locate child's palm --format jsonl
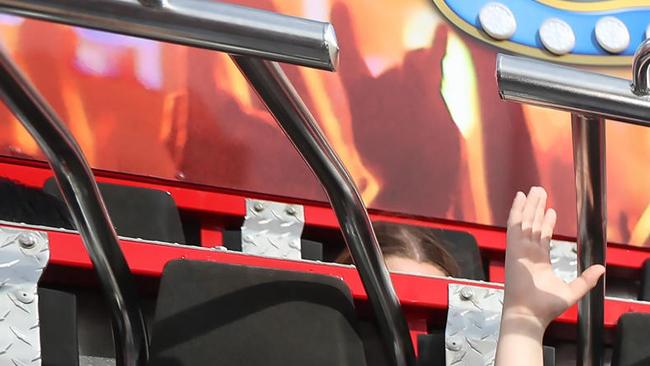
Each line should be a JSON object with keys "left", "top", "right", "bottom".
{"left": 503, "top": 187, "right": 605, "bottom": 327}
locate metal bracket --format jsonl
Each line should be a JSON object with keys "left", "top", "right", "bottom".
{"left": 446, "top": 284, "right": 504, "bottom": 366}
{"left": 550, "top": 240, "right": 578, "bottom": 283}
{"left": 0, "top": 226, "right": 49, "bottom": 366}
{"left": 80, "top": 355, "right": 116, "bottom": 366}
{"left": 241, "top": 199, "right": 305, "bottom": 260}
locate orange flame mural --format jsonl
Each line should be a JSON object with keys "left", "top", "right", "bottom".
{"left": 0, "top": 0, "right": 647, "bottom": 246}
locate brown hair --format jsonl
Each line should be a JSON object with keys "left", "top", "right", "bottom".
{"left": 336, "top": 222, "right": 460, "bottom": 277}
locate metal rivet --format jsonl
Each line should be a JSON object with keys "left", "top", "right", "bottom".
{"left": 595, "top": 16, "right": 630, "bottom": 54}
{"left": 17, "top": 234, "right": 36, "bottom": 249}
{"left": 446, "top": 335, "right": 464, "bottom": 351}
{"left": 460, "top": 287, "right": 474, "bottom": 300}
{"left": 286, "top": 206, "right": 297, "bottom": 216}
{"left": 539, "top": 18, "right": 575, "bottom": 55}
{"left": 479, "top": 2, "right": 517, "bottom": 40}
{"left": 175, "top": 171, "right": 186, "bottom": 180}
{"left": 253, "top": 202, "right": 265, "bottom": 212}
{"left": 15, "top": 290, "right": 34, "bottom": 304}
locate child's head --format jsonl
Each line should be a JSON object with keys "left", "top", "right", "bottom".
{"left": 337, "top": 222, "right": 459, "bottom": 277}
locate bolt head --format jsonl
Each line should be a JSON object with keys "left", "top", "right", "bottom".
{"left": 460, "top": 287, "right": 474, "bottom": 301}
{"left": 446, "top": 335, "right": 464, "bottom": 351}
{"left": 253, "top": 202, "right": 265, "bottom": 212}
{"left": 15, "top": 289, "right": 34, "bottom": 304}
{"left": 286, "top": 206, "right": 297, "bottom": 216}
{"left": 17, "top": 234, "right": 36, "bottom": 249}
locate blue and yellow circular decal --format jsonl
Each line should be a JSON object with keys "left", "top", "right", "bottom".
{"left": 431, "top": 0, "right": 650, "bottom": 65}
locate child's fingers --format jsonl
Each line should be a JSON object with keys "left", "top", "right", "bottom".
{"left": 531, "top": 188, "right": 548, "bottom": 237}
{"left": 508, "top": 191, "right": 526, "bottom": 226}
{"left": 521, "top": 187, "right": 543, "bottom": 232}
{"left": 567, "top": 264, "right": 606, "bottom": 305}
{"left": 540, "top": 208, "right": 557, "bottom": 250}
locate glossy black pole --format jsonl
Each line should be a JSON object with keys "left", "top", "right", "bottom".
{"left": 233, "top": 56, "right": 416, "bottom": 366}
{"left": 572, "top": 114, "right": 606, "bottom": 366}
{"left": 0, "top": 51, "right": 148, "bottom": 365}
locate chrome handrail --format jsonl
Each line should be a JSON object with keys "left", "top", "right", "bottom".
{"left": 233, "top": 56, "right": 416, "bottom": 366}
{"left": 497, "top": 42, "right": 650, "bottom": 365}
{"left": 497, "top": 55, "right": 650, "bottom": 128}
{"left": 0, "top": 0, "right": 339, "bottom": 71}
{"left": 632, "top": 38, "right": 650, "bottom": 95}
{"left": 571, "top": 113, "right": 606, "bottom": 366}
{"left": 0, "top": 50, "right": 149, "bottom": 366}
{"left": 0, "top": 2, "right": 414, "bottom": 365}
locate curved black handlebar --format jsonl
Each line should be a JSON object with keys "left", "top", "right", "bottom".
{"left": 0, "top": 1, "right": 414, "bottom": 364}
{"left": 233, "top": 56, "right": 417, "bottom": 366}
{"left": 0, "top": 50, "right": 149, "bottom": 366}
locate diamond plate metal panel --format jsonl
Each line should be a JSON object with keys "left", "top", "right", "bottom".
{"left": 550, "top": 240, "right": 578, "bottom": 283}
{"left": 0, "top": 227, "right": 49, "bottom": 366}
{"left": 241, "top": 199, "right": 304, "bottom": 260}
{"left": 446, "top": 284, "right": 504, "bottom": 366}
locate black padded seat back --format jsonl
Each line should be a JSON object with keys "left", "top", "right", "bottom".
{"left": 44, "top": 178, "right": 185, "bottom": 244}
{"left": 39, "top": 287, "right": 78, "bottom": 366}
{"left": 431, "top": 228, "right": 485, "bottom": 280}
{"left": 639, "top": 259, "right": 650, "bottom": 301}
{"left": 149, "top": 260, "right": 368, "bottom": 366}
{"left": 612, "top": 312, "right": 650, "bottom": 366}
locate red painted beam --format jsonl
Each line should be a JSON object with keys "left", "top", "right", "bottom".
{"left": 2, "top": 156, "right": 649, "bottom": 275}
{"left": 3, "top": 222, "right": 646, "bottom": 333}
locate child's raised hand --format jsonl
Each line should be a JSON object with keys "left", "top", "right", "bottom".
{"left": 497, "top": 187, "right": 605, "bottom": 366}
{"left": 502, "top": 187, "right": 605, "bottom": 328}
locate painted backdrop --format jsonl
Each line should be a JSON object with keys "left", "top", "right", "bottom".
{"left": 0, "top": 0, "right": 648, "bottom": 246}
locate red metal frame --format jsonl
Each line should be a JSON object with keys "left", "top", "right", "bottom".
{"left": 2, "top": 221, "right": 645, "bottom": 344}
{"left": 3, "top": 155, "right": 649, "bottom": 276}
{"left": 3, "top": 155, "right": 650, "bottom": 345}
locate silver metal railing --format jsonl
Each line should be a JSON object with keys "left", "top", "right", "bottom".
{"left": 0, "top": 49, "right": 150, "bottom": 366}
{"left": 497, "top": 39, "right": 650, "bottom": 365}
{"left": 497, "top": 54, "right": 650, "bottom": 128}
{"left": 0, "top": 0, "right": 338, "bottom": 71}
{"left": 0, "top": 2, "right": 415, "bottom": 366}
{"left": 233, "top": 56, "right": 416, "bottom": 366}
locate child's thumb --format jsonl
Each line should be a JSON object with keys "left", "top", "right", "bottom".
{"left": 567, "top": 264, "right": 606, "bottom": 305}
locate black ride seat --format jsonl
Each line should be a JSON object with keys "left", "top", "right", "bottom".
{"left": 40, "top": 288, "right": 78, "bottom": 366}
{"left": 148, "top": 260, "right": 368, "bottom": 366}
{"left": 44, "top": 178, "right": 185, "bottom": 244}
{"left": 612, "top": 312, "right": 650, "bottom": 366}
{"left": 432, "top": 228, "right": 485, "bottom": 280}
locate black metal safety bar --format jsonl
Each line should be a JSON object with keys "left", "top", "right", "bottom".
{"left": 0, "top": 2, "right": 416, "bottom": 366}
{"left": 497, "top": 39, "right": 650, "bottom": 366}
{"left": 0, "top": 50, "right": 149, "bottom": 366}
{"left": 233, "top": 56, "right": 417, "bottom": 366}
